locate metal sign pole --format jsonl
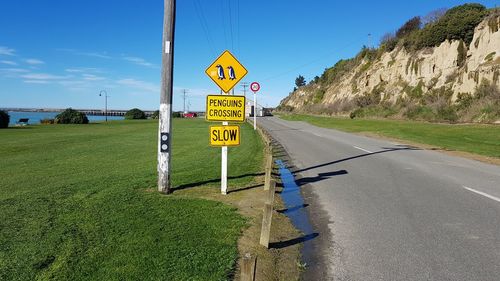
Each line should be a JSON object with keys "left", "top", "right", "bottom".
{"left": 253, "top": 92, "right": 257, "bottom": 130}
{"left": 250, "top": 82, "right": 260, "bottom": 130}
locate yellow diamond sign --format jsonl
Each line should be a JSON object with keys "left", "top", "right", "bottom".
{"left": 205, "top": 50, "right": 248, "bottom": 93}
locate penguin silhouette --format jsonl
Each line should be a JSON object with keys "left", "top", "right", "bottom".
{"left": 227, "top": 66, "right": 236, "bottom": 80}
{"left": 216, "top": 65, "right": 225, "bottom": 80}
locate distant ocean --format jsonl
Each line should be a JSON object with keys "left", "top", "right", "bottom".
{"left": 7, "top": 111, "right": 124, "bottom": 125}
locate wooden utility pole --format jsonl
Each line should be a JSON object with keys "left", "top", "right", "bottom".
{"left": 158, "top": 0, "right": 176, "bottom": 194}
{"left": 182, "top": 89, "right": 188, "bottom": 113}
{"left": 241, "top": 82, "right": 249, "bottom": 98}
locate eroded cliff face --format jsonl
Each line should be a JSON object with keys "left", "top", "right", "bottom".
{"left": 280, "top": 15, "right": 500, "bottom": 110}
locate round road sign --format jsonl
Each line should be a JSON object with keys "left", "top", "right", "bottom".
{"left": 250, "top": 82, "right": 260, "bottom": 93}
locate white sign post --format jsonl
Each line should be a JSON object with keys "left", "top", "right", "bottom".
{"left": 250, "top": 82, "right": 260, "bottom": 130}
{"left": 222, "top": 119, "right": 228, "bottom": 194}
{"left": 221, "top": 91, "right": 229, "bottom": 195}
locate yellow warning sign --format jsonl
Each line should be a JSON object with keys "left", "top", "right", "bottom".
{"left": 210, "top": 125, "right": 240, "bottom": 147}
{"left": 206, "top": 95, "right": 246, "bottom": 122}
{"left": 205, "top": 50, "right": 248, "bottom": 93}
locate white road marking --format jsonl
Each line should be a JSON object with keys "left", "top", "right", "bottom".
{"left": 429, "top": 161, "right": 465, "bottom": 168}
{"left": 352, "top": 145, "right": 373, "bottom": 154}
{"left": 462, "top": 186, "right": 500, "bottom": 203}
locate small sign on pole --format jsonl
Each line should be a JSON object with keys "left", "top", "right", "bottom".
{"left": 250, "top": 82, "right": 260, "bottom": 92}
{"left": 250, "top": 82, "right": 260, "bottom": 130}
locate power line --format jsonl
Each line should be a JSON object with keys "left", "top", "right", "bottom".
{"left": 241, "top": 82, "right": 249, "bottom": 99}
{"left": 236, "top": 0, "right": 241, "bottom": 54}
{"left": 193, "top": 0, "right": 216, "bottom": 56}
{"left": 228, "top": 0, "right": 234, "bottom": 51}
{"left": 262, "top": 35, "right": 367, "bottom": 82}
{"left": 220, "top": 0, "right": 228, "bottom": 49}
{"left": 181, "top": 89, "right": 189, "bottom": 113}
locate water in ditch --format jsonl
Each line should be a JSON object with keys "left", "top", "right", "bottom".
{"left": 275, "top": 159, "right": 317, "bottom": 267}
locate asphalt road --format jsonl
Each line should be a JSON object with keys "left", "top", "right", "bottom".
{"left": 259, "top": 116, "right": 500, "bottom": 281}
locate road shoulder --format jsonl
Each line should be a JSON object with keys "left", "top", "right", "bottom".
{"left": 357, "top": 131, "right": 500, "bottom": 166}
{"left": 260, "top": 123, "right": 337, "bottom": 280}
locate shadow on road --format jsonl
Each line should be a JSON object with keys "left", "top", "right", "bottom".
{"left": 269, "top": 233, "right": 319, "bottom": 249}
{"left": 294, "top": 146, "right": 418, "bottom": 174}
{"left": 296, "top": 170, "right": 348, "bottom": 187}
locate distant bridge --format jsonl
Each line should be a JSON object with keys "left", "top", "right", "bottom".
{"left": 1, "top": 108, "right": 201, "bottom": 118}
{"left": 76, "top": 109, "right": 157, "bottom": 117}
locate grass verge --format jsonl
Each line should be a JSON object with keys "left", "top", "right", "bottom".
{"left": 0, "top": 119, "right": 264, "bottom": 280}
{"left": 279, "top": 114, "right": 500, "bottom": 159}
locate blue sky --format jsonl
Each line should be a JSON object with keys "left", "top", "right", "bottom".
{"left": 1, "top": 0, "right": 498, "bottom": 111}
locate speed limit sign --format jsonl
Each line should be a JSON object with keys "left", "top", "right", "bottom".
{"left": 250, "top": 82, "right": 260, "bottom": 93}
{"left": 249, "top": 82, "right": 260, "bottom": 130}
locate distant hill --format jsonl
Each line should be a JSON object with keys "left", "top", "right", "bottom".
{"left": 278, "top": 4, "right": 500, "bottom": 123}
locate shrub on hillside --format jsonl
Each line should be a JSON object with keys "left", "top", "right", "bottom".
{"left": 0, "top": 110, "right": 10, "bottom": 128}
{"left": 357, "top": 46, "right": 378, "bottom": 61}
{"left": 409, "top": 4, "right": 488, "bottom": 50}
{"left": 312, "top": 89, "right": 326, "bottom": 103}
{"left": 456, "top": 92, "right": 474, "bottom": 110}
{"left": 380, "top": 33, "right": 398, "bottom": 52}
{"left": 172, "top": 112, "right": 182, "bottom": 118}
{"left": 465, "top": 80, "right": 500, "bottom": 122}
{"left": 276, "top": 105, "right": 295, "bottom": 112}
{"left": 55, "top": 108, "right": 89, "bottom": 124}
{"left": 320, "top": 59, "right": 357, "bottom": 85}
{"left": 436, "top": 105, "right": 458, "bottom": 123}
{"left": 475, "top": 79, "right": 500, "bottom": 100}
{"left": 349, "top": 105, "right": 397, "bottom": 119}
{"left": 124, "top": 108, "right": 146, "bottom": 120}
{"left": 396, "top": 16, "right": 422, "bottom": 39}
{"left": 295, "top": 75, "right": 306, "bottom": 87}
{"left": 403, "top": 105, "right": 435, "bottom": 121}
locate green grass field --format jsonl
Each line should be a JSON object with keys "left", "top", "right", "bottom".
{"left": 0, "top": 119, "right": 263, "bottom": 281}
{"left": 280, "top": 114, "right": 500, "bottom": 158}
